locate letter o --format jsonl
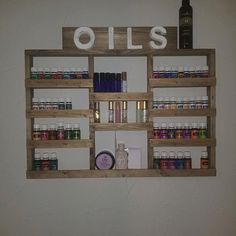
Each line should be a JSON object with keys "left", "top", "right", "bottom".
{"left": 73, "top": 27, "right": 95, "bottom": 49}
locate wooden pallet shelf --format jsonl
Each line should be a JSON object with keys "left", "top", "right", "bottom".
{"left": 25, "top": 44, "right": 216, "bottom": 178}
{"left": 27, "top": 168, "right": 216, "bottom": 179}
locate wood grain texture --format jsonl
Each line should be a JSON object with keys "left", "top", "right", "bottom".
{"left": 62, "top": 27, "right": 177, "bottom": 51}
{"left": 27, "top": 169, "right": 216, "bottom": 179}
{"left": 149, "top": 108, "right": 216, "bottom": 117}
{"left": 92, "top": 123, "right": 152, "bottom": 131}
{"left": 149, "top": 138, "right": 216, "bottom": 147}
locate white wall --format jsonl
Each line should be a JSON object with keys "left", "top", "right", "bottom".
{"left": 0, "top": 0, "right": 236, "bottom": 235}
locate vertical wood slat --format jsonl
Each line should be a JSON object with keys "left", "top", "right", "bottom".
{"left": 207, "top": 50, "right": 216, "bottom": 168}
{"left": 147, "top": 55, "right": 153, "bottom": 169}
{"left": 88, "top": 56, "right": 95, "bottom": 169}
{"left": 25, "top": 53, "right": 34, "bottom": 171}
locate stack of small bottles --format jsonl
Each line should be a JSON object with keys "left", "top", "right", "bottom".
{"left": 153, "top": 122, "right": 207, "bottom": 139}
{"left": 33, "top": 152, "right": 58, "bottom": 171}
{"left": 33, "top": 123, "right": 81, "bottom": 140}
{"left": 153, "top": 151, "right": 192, "bottom": 169}
{"left": 31, "top": 67, "right": 89, "bottom": 80}
{"left": 32, "top": 97, "right": 72, "bottom": 110}
{"left": 152, "top": 96, "right": 208, "bottom": 109}
{"left": 93, "top": 72, "right": 127, "bottom": 92}
{"left": 153, "top": 150, "right": 209, "bottom": 170}
{"left": 152, "top": 65, "right": 209, "bottom": 78}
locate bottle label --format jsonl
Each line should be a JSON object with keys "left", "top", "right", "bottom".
{"left": 180, "top": 16, "right": 192, "bottom": 26}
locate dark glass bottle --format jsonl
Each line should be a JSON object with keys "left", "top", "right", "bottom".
{"left": 179, "top": 0, "right": 193, "bottom": 49}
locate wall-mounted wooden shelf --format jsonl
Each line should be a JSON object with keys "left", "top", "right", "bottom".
{"left": 25, "top": 46, "right": 216, "bottom": 178}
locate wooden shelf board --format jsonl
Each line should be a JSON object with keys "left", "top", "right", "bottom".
{"left": 149, "top": 77, "right": 216, "bottom": 87}
{"left": 26, "top": 109, "right": 93, "bottom": 118}
{"left": 26, "top": 168, "right": 216, "bottom": 179}
{"left": 92, "top": 123, "right": 152, "bottom": 131}
{"left": 28, "top": 139, "right": 93, "bottom": 148}
{"left": 25, "top": 79, "right": 93, "bottom": 88}
{"left": 149, "top": 108, "right": 216, "bottom": 117}
{"left": 25, "top": 49, "right": 215, "bottom": 57}
{"left": 90, "top": 92, "right": 152, "bottom": 101}
{"left": 150, "top": 138, "right": 216, "bottom": 147}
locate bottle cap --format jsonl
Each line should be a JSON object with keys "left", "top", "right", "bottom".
{"left": 169, "top": 151, "right": 176, "bottom": 158}
{"left": 57, "top": 122, "right": 64, "bottom": 128}
{"left": 82, "top": 66, "right": 88, "bottom": 72}
{"left": 49, "top": 124, "right": 56, "bottom": 129}
{"left": 46, "top": 97, "right": 51, "bottom": 103}
{"left": 33, "top": 123, "right": 40, "bottom": 129}
{"left": 153, "top": 151, "right": 160, "bottom": 159}
{"left": 32, "top": 97, "right": 39, "bottom": 102}
{"left": 52, "top": 98, "right": 58, "bottom": 103}
{"left": 170, "top": 96, "right": 176, "bottom": 102}
{"left": 201, "top": 151, "right": 208, "bottom": 158}
{"left": 142, "top": 101, "right": 147, "bottom": 109}
{"left": 161, "top": 151, "right": 168, "bottom": 158}
{"left": 65, "top": 97, "right": 72, "bottom": 102}
{"left": 122, "top": 101, "right": 127, "bottom": 110}
{"left": 178, "top": 65, "right": 184, "bottom": 72}
{"left": 59, "top": 97, "right": 65, "bottom": 102}
{"left": 108, "top": 101, "right": 114, "bottom": 110}
{"left": 161, "top": 122, "right": 167, "bottom": 128}
{"left": 39, "top": 98, "right": 46, "bottom": 103}
{"left": 202, "top": 96, "right": 208, "bottom": 101}
{"left": 176, "top": 122, "right": 182, "bottom": 128}
{"left": 196, "top": 65, "right": 201, "bottom": 71}
{"left": 42, "top": 152, "right": 49, "bottom": 159}
{"left": 190, "top": 96, "right": 195, "bottom": 101}
{"left": 50, "top": 152, "right": 57, "bottom": 160}
{"left": 73, "top": 123, "right": 80, "bottom": 129}
{"left": 177, "top": 151, "right": 184, "bottom": 158}
{"left": 65, "top": 123, "right": 72, "bottom": 129}
{"left": 136, "top": 101, "right": 141, "bottom": 110}
{"left": 171, "top": 66, "right": 177, "bottom": 71}
{"left": 34, "top": 153, "right": 41, "bottom": 160}
{"left": 184, "top": 151, "right": 191, "bottom": 158}
{"left": 41, "top": 124, "right": 48, "bottom": 130}
{"left": 31, "top": 67, "right": 37, "bottom": 72}
{"left": 203, "top": 65, "right": 209, "bottom": 71}
{"left": 191, "top": 122, "right": 198, "bottom": 128}
{"left": 153, "top": 122, "right": 160, "bottom": 128}
{"left": 183, "top": 96, "right": 189, "bottom": 102}
{"left": 159, "top": 66, "right": 165, "bottom": 71}
{"left": 168, "top": 122, "right": 175, "bottom": 128}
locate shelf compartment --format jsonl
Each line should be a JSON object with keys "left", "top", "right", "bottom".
{"left": 26, "top": 109, "right": 93, "bottom": 118}
{"left": 92, "top": 122, "right": 152, "bottom": 131}
{"left": 27, "top": 168, "right": 216, "bottom": 179}
{"left": 149, "top": 108, "right": 216, "bottom": 117}
{"left": 90, "top": 92, "right": 152, "bottom": 101}
{"left": 25, "top": 79, "right": 93, "bottom": 88}
{"left": 149, "top": 77, "right": 216, "bottom": 87}
{"left": 149, "top": 138, "right": 216, "bottom": 147}
{"left": 28, "top": 139, "right": 93, "bottom": 148}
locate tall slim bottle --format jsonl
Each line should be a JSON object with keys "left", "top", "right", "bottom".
{"left": 179, "top": 0, "right": 193, "bottom": 49}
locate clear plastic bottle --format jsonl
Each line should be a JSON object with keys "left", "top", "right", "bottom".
{"left": 121, "top": 101, "right": 128, "bottom": 123}
{"left": 115, "top": 143, "right": 128, "bottom": 169}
